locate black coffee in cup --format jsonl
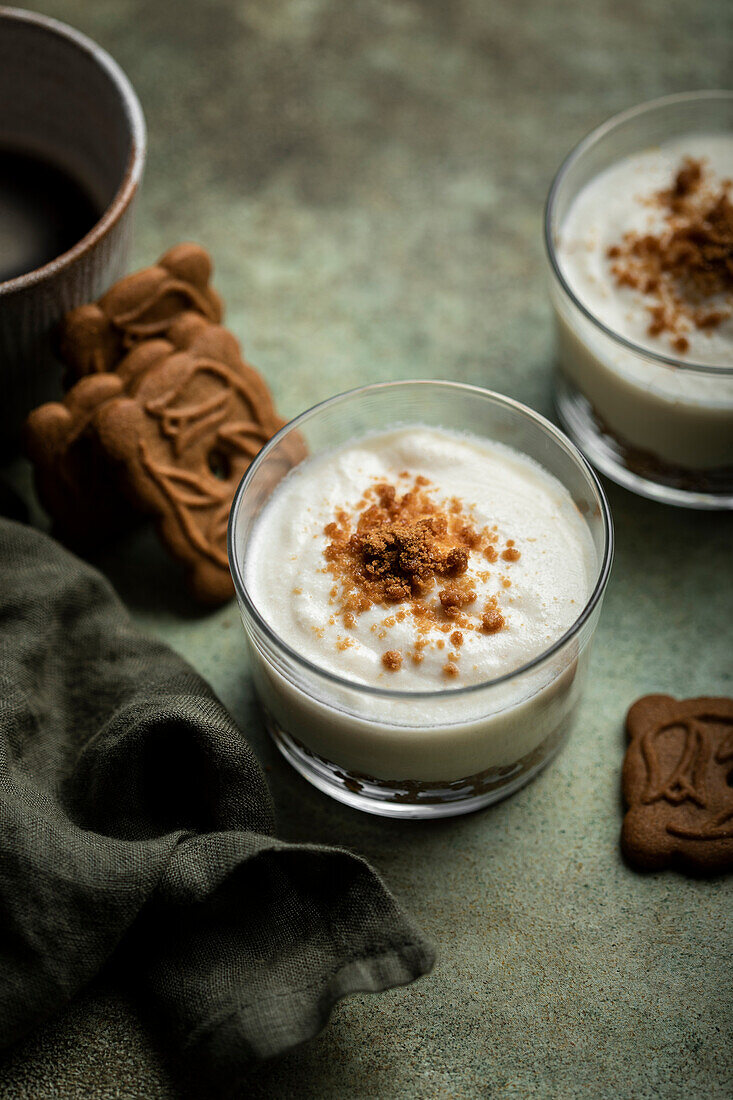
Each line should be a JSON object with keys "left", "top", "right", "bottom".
{"left": 0, "top": 147, "right": 101, "bottom": 283}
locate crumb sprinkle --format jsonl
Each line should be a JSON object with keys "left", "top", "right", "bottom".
{"left": 382, "top": 649, "right": 402, "bottom": 671}
{"left": 606, "top": 157, "right": 733, "bottom": 350}
{"left": 481, "top": 603, "right": 505, "bottom": 634}
{"left": 321, "top": 474, "right": 513, "bottom": 678}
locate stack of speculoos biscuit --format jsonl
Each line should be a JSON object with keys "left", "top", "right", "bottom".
{"left": 24, "top": 244, "right": 285, "bottom": 605}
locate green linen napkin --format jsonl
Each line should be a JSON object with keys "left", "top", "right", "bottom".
{"left": 0, "top": 516, "right": 434, "bottom": 1083}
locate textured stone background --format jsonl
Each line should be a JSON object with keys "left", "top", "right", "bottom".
{"left": 1, "top": 1, "right": 732, "bottom": 1097}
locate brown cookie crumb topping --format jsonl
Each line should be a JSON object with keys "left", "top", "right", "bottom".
{"left": 606, "top": 157, "right": 733, "bottom": 350}
{"left": 481, "top": 605, "right": 505, "bottom": 634}
{"left": 323, "top": 476, "right": 519, "bottom": 679}
{"left": 324, "top": 480, "right": 479, "bottom": 607}
{"left": 382, "top": 650, "right": 403, "bottom": 672}
{"left": 438, "top": 584, "right": 476, "bottom": 616}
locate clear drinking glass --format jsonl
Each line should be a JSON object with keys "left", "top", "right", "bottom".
{"left": 545, "top": 91, "right": 733, "bottom": 510}
{"left": 228, "top": 382, "right": 613, "bottom": 818}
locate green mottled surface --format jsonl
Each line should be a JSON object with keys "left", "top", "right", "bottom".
{"left": 2, "top": 1, "right": 732, "bottom": 1097}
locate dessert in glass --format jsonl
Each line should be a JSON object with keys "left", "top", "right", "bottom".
{"left": 228, "top": 382, "right": 613, "bottom": 818}
{"left": 546, "top": 91, "right": 733, "bottom": 509}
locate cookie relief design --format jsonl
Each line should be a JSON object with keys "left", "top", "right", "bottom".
{"left": 622, "top": 694, "right": 733, "bottom": 874}
{"left": 58, "top": 243, "right": 223, "bottom": 381}
{"left": 23, "top": 338, "right": 174, "bottom": 545}
{"left": 93, "top": 317, "right": 285, "bottom": 605}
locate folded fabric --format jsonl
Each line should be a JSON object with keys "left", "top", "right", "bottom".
{"left": 0, "top": 517, "right": 434, "bottom": 1085}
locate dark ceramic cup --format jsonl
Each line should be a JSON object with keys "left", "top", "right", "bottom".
{"left": 0, "top": 7, "right": 146, "bottom": 445}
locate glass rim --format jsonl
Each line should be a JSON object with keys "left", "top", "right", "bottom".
{"left": 228, "top": 380, "right": 614, "bottom": 702}
{"left": 544, "top": 89, "right": 733, "bottom": 377}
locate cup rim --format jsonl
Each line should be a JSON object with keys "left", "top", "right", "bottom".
{"left": 228, "top": 380, "right": 614, "bottom": 701}
{"left": 544, "top": 89, "right": 733, "bottom": 377}
{"left": 0, "top": 6, "right": 146, "bottom": 294}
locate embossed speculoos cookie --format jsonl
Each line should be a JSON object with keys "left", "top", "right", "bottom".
{"left": 93, "top": 318, "right": 285, "bottom": 605}
{"left": 622, "top": 695, "right": 733, "bottom": 874}
{"left": 58, "top": 243, "right": 223, "bottom": 381}
{"left": 23, "top": 339, "right": 174, "bottom": 546}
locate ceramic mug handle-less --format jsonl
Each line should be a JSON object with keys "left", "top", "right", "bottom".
{"left": 0, "top": 7, "right": 146, "bottom": 448}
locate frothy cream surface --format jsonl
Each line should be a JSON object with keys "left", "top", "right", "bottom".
{"left": 244, "top": 427, "right": 596, "bottom": 692}
{"left": 558, "top": 134, "right": 733, "bottom": 367}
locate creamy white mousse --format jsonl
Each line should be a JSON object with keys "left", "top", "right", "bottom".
{"left": 559, "top": 135, "right": 733, "bottom": 365}
{"left": 239, "top": 427, "right": 598, "bottom": 783}
{"left": 554, "top": 134, "right": 733, "bottom": 470}
{"left": 246, "top": 427, "right": 595, "bottom": 689}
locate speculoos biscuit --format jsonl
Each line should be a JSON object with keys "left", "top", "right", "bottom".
{"left": 92, "top": 317, "right": 285, "bottom": 604}
{"left": 24, "top": 339, "right": 174, "bottom": 546}
{"left": 58, "top": 243, "right": 223, "bottom": 381}
{"left": 622, "top": 694, "right": 733, "bottom": 874}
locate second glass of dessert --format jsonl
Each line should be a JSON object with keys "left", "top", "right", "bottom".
{"left": 546, "top": 91, "right": 733, "bottom": 509}
{"left": 228, "top": 382, "right": 612, "bottom": 818}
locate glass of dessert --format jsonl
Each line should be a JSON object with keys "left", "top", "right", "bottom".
{"left": 545, "top": 91, "right": 733, "bottom": 509}
{"left": 228, "top": 381, "right": 612, "bottom": 818}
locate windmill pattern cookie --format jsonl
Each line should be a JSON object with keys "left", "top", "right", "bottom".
{"left": 58, "top": 243, "right": 223, "bottom": 381}
{"left": 622, "top": 694, "right": 733, "bottom": 874}
{"left": 23, "top": 339, "right": 174, "bottom": 546}
{"left": 93, "top": 319, "right": 285, "bottom": 604}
